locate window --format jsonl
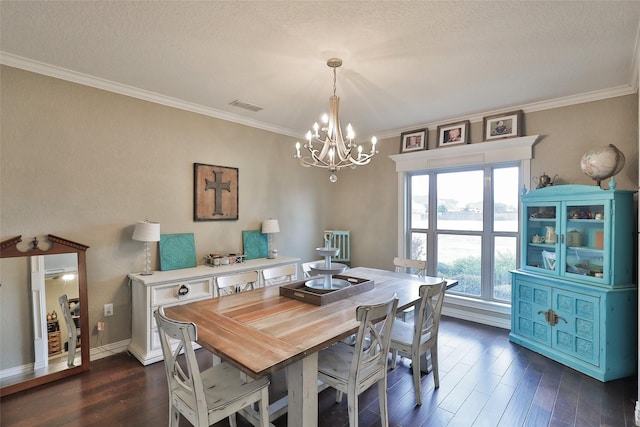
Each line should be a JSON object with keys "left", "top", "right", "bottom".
{"left": 391, "top": 135, "right": 537, "bottom": 325}
{"left": 407, "top": 166, "right": 519, "bottom": 303}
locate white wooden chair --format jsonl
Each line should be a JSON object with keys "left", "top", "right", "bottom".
{"left": 301, "top": 260, "right": 323, "bottom": 278}
{"left": 317, "top": 295, "right": 398, "bottom": 427}
{"left": 58, "top": 294, "right": 79, "bottom": 367}
{"left": 261, "top": 264, "right": 297, "bottom": 286}
{"left": 393, "top": 257, "right": 427, "bottom": 321}
{"left": 389, "top": 279, "right": 447, "bottom": 406}
{"left": 215, "top": 271, "right": 259, "bottom": 297}
{"left": 393, "top": 257, "right": 427, "bottom": 276}
{"left": 154, "top": 306, "right": 270, "bottom": 427}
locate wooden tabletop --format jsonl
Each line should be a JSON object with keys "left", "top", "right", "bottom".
{"left": 164, "top": 267, "right": 451, "bottom": 378}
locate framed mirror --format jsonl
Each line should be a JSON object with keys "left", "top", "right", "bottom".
{"left": 0, "top": 234, "right": 90, "bottom": 396}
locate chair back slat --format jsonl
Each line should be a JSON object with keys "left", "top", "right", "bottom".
{"left": 414, "top": 280, "right": 447, "bottom": 347}
{"left": 215, "top": 270, "right": 259, "bottom": 296}
{"left": 350, "top": 295, "right": 398, "bottom": 385}
{"left": 262, "top": 264, "right": 297, "bottom": 286}
{"left": 325, "top": 230, "right": 350, "bottom": 264}
{"left": 393, "top": 257, "right": 427, "bottom": 276}
{"left": 154, "top": 307, "right": 209, "bottom": 426}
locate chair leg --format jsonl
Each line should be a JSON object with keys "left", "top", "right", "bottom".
{"left": 335, "top": 389, "right": 343, "bottom": 403}
{"left": 347, "top": 388, "right": 359, "bottom": 427}
{"left": 378, "top": 378, "right": 389, "bottom": 427}
{"left": 390, "top": 349, "right": 398, "bottom": 368}
{"left": 431, "top": 345, "right": 440, "bottom": 389}
{"left": 412, "top": 349, "right": 422, "bottom": 406}
{"left": 258, "top": 387, "right": 270, "bottom": 427}
{"left": 170, "top": 405, "right": 180, "bottom": 427}
{"left": 67, "top": 335, "right": 77, "bottom": 367}
{"left": 228, "top": 414, "right": 237, "bottom": 427}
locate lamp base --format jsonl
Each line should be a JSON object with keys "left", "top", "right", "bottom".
{"left": 267, "top": 249, "right": 278, "bottom": 259}
{"left": 140, "top": 271, "right": 154, "bottom": 276}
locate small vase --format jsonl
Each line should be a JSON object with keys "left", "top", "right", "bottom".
{"left": 544, "top": 226, "right": 557, "bottom": 244}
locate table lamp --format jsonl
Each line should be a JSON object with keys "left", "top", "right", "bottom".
{"left": 261, "top": 219, "right": 280, "bottom": 259}
{"left": 132, "top": 220, "right": 160, "bottom": 275}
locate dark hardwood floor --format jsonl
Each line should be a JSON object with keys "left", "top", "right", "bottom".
{"left": 1, "top": 317, "right": 636, "bottom": 427}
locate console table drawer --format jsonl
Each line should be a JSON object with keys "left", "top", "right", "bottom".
{"left": 151, "top": 278, "right": 213, "bottom": 307}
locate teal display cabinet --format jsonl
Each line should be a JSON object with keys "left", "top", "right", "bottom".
{"left": 510, "top": 185, "right": 637, "bottom": 381}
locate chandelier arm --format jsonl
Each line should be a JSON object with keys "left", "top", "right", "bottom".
{"left": 309, "top": 148, "right": 332, "bottom": 167}
{"left": 316, "top": 138, "right": 331, "bottom": 162}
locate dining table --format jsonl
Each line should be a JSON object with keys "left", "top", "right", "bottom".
{"left": 164, "top": 266, "right": 456, "bottom": 427}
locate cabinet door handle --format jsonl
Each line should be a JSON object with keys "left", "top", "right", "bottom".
{"left": 537, "top": 309, "right": 567, "bottom": 327}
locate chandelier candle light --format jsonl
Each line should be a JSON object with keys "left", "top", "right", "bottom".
{"left": 294, "top": 58, "right": 378, "bottom": 182}
{"left": 132, "top": 220, "right": 160, "bottom": 275}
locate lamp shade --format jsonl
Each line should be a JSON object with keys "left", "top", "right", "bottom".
{"left": 261, "top": 219, "right": 280, "bottom": 234}
{"left": 132, "top": 221, "right": 161, "bottom": 242}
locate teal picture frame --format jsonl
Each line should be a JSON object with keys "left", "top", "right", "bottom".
{"left": 242, "top": 230, "right": 268, "bottom": 260}
{"left": 159, "top": 233, "right": 197, "bottom": 270}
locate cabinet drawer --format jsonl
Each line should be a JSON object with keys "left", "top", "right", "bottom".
{"left": 151, "top": 278, "right": 213, "bottom": 307}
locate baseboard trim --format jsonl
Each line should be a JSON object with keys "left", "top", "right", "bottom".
{"left": 441, "top": 294, "right": 511, "bottom": 330}
{"left": 89, "top": 339, "right": 130, "bottom": 361}
{"left": 635, "top": 401, "right": 640, "bottom": 426}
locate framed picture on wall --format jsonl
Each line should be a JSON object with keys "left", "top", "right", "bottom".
{"left": 482, "top": 110, "right": 523, "bottom": 141}
{"left": 437, "top": 120, "right": 470, "bottom": 147}
{"left": 400, "top": 129, "right": 427, "bottom": 153}
{"left": 193, "top": 163, "right": 238, "bottom": 221}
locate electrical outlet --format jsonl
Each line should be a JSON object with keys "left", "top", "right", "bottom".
{"left": 104, "top": 303, "right": 113, "bottom": 317}
{"left": 97, "top": 321, "right": 105, "bottom": 331}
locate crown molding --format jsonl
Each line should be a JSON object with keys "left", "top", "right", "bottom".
{"left": 377, "top": 85, "right": 638, "bottom": 141}
{"left": 0, "top": 52, "right": 300, "bottom": 138}
{"left": 1, "top": 52, "right": 635, "bottom": 142}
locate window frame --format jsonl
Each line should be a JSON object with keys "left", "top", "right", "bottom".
{"left": 390, "top": 135, "right": 540, "bottom": 328}
{"left": 407, "top": 165, "right": 520, "bottom": 302}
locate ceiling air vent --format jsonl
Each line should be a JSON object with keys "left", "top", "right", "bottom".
{"left": 229, "top": 99, "right": 263, "bottom": 112}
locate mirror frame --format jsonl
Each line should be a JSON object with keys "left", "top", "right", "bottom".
{"left": 0, "top": 234, "right": 90, "bottom": 396}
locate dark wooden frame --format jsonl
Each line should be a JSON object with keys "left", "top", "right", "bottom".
{"left": 399, "top": 129, "right": 428, "bottom": 153}
{"left": 193, "top": 163, "right": 238, "bottom": 221}
{"left": 482, "top": 110, "right": 523, "bottom": 141}
{"left": 0, "top": 234, "right": 90, "bottom": 397}
{"left": 437, "top": 120, "right": 470, "bottom": 147}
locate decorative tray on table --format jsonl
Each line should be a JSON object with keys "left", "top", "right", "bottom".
{"left": 279, "top": 275, "right": 373, "bottom": 306}
{"left": 205, "top": 253, "right": 246, "bottom": 267}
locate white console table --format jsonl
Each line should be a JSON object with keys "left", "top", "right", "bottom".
{"left": 128, "top": 256, "right": 300, "bottom": 365}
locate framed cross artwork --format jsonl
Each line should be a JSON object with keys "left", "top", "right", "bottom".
{"left": 193, "top": 163, "right": 239, "bottom": 221}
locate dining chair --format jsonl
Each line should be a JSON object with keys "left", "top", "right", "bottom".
{"left": 393, "top": 257, "right": 427, "bottom": 321}
{"left": 261, "top": 264, "right": 297, "bottom": 286}
{"left": 317, "top": 295, "right": 399, "bottom": 427}
{"left": 325, "top": 230, "right": 351, "bottom": 266}
{"left": 154, "top": 306, "right": 270, "bottom": 427}
{"left": 58, "top": 294, "right": 79, "bottom": 367}
{"left": 215, "top": 270, "right": 259, "bottom": 297}
{"left": 389, "top": 278, "right": 447, "bottom": 406}
{"left": 301, "top": 260, "right": 323, "bottom": 278}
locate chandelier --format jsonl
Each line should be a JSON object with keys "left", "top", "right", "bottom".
{"left": 294, "top": 58, "right": 378, "bottom": 182}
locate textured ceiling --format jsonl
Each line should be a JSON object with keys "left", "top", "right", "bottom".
{"left": 1, "top": 1, "right": 639, "bottom": 140}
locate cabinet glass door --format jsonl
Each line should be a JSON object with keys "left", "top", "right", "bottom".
{"left": 563, "top": 202, "right": 606, "bottom": 282}
{"left": 524, "top": 203, "right": 560, "bottom": 273}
